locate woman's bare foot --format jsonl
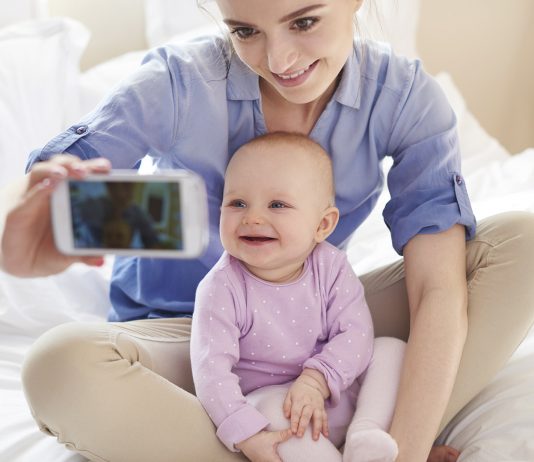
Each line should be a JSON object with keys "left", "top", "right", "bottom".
{"left": 427, "top": 445, "right": 460, "bottom": 462}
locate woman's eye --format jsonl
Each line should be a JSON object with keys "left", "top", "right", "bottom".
{"left": 270, "top": 201, "right": 286, "bottom": 209}
{"left": 292, "top": 17, "right": 318, "bottom": 32}
{"left": 230, "top": 27, "right": 257, "bottom": 41}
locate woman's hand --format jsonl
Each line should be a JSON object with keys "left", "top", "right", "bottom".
{"left": 235, "top": 429, "right": 293, "bottom": 462}
{"left": 0, "top": 155, "right": 111, "bottom": 277}
{"left": 283, "top": 371, "right": 329, "bottom": 440}
{"left": 427, "top": 445, "right": 460, "bottom": 462}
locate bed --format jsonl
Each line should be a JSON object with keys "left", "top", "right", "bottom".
{"left": 1, "top": 1, "right": 534, "bottom": 461}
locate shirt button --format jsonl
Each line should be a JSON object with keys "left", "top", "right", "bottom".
{"left": 455, "top": 174, "right": 463, "bottom": 186}
{"left": 75, "top": 126, "right": 88, "bottom": 135}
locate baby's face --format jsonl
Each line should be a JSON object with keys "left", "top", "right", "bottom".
{"left": 220, "top": 141, "right": 333, "bottom": 282}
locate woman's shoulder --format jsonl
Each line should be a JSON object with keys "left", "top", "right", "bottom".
{"left": 355, "top": 39, "right": 424, "bottom": 97}
{"left": 142, "top": 33, "right": 232, "bottom": 83}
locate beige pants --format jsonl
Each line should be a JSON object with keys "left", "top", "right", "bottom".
{"left": 21, "top": 212, "right": 534, "bottom": 462}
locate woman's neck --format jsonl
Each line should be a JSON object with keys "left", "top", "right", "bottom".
{"left": 260, "top": 78, "right": 338, "bottom": 135}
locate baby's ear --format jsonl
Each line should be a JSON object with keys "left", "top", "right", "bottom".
{"left": 315, "top": 206, "right": 340, "bottom": 243}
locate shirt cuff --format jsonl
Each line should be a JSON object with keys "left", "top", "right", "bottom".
{"left": 302, "top": 358, "right": 341, "bottom": 407}
{"left": 216, "top": 404, "right": 270, "bottom": 452}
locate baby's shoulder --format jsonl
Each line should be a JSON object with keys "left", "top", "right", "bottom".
{"left": 313, "top": 241, "right": 346, "bottom": 263}
{"left": 197, "top": 252, "right": 244, "bottom": 294}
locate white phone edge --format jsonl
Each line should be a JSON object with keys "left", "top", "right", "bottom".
{"left": 51, "top": 170, "right": 209, "bottom": 259}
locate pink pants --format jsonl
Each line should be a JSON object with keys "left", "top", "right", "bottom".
{"left": 245, "top": 337, "right": 405, "bottom": 461}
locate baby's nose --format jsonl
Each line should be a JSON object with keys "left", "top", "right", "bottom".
{"left": 242, "top": 210, "right": 264, "bottom": 225}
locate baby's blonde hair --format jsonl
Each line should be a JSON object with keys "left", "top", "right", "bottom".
{"left": 231, "top": 132, "right": 336, "bottom": 206}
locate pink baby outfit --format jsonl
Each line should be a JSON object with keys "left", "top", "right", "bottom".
{"left": 191, "top": 241, "right": 374, "bottom": 451}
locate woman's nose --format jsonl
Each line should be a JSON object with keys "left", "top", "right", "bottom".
{"left": 266, "top": 35, "right": 298, "bottom": 75}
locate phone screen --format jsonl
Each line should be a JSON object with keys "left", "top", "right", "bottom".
{"left": 68, "top": 179, "right": 184, "bottom": 251}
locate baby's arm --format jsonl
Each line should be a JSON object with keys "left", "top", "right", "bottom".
{"left": 191, "top": 271, "right": 271, "bottom": 452}
{"left": 282, "top": 254, "right": 374, "bottom": 440}
{"left": 303, "top": 256, "right": 375, "bottom": 405}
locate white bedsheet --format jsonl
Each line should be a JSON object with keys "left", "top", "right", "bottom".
{"left": 2, "top": 149, "right": 533, "bottom": 462}
{"left": 1, "top": 20, "right": 534, "bottom": 461}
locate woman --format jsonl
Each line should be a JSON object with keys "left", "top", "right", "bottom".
{"left": 1, "top": 0, "right": 533, "bottom": 461}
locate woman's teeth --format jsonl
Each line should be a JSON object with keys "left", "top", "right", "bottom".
{"left": 277, "top": 64, "right": 311, "bottom": 80}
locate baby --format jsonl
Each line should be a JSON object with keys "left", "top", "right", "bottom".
{"left": 191, "top": 132, "right": 411, "bottom": 461}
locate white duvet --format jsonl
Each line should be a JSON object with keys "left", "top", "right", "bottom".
{"left": 1, "top": 18, "right": 534, "bottom": 462}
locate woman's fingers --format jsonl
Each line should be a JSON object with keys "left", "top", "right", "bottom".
{"left": 274, "top": 428, "right": 293, "bottom": 444}
{"left": 79, "top": 256, "right": 106, "bottom": 267}
{"left": 28, "top": 155, "right": 111, "bottom": 186}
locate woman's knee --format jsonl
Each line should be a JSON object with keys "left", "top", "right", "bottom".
{"left": 476, "top": 211, "right": 534, "bottom": 253}
{"left": 22, "top": 322, "right": 111, "bottom": 419}
{"left": 471, "top": 211, "right": 534, "bottom": 304}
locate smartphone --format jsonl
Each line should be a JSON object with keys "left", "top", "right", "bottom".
{"left": 51, "top": 170, "right": 209, "bottom": 258}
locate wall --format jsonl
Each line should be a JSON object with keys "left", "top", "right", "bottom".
{"left": 47, "top": 0, "right": 147, "bottom": 71}
{"left": 417, "top": 0, "right": 534, "bottom": 153}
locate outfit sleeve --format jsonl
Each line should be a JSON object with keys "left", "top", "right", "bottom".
{"left": 303, "top": 255, "right": 374, "bottom": 406}
{"left": 25, "top": 47, "right": 181, "bottom": 171}
{"left": 382, "top": 59, "right": 476, "bottom": 255}
{"left": 190, "top": 271, "right": 269, "bottom": 452}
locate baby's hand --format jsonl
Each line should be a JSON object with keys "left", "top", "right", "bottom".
{"left": 283, "top": 373, "right": 329, "bottom": 440}
{"left": 235, "top": 429, "right": 292, "bottom": 462}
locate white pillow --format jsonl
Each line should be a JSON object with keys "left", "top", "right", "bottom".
{"left": 0, "top": 261, "right": 113, "bottom": 338}
{"left": 0, "top": 18, "right": 89, "bottom": 188}
{"left": 144, "top": 0, "right": 421, "bottom": 57}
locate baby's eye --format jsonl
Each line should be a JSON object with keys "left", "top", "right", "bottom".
{"left": 229, "top": 199, "right": 246, "bottom": 208}
{"left": 269, "top": 201, "right": 287, "bottom": 209}
{"left": 291, "top": 17, "right": 318, "bottom": 32}
{"left": 230, "top": 27, "right": 257, "bottom": 41}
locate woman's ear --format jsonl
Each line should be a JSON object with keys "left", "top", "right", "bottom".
{"left": 315, "top": 206, "right": 340, "bottom": 243}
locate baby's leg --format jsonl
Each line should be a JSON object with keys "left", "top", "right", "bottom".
{"left": 246, "top": 383, "right": 343, "bottom": 462}
{"left": 343, "top": 337, "right": 406, "bottom": 462}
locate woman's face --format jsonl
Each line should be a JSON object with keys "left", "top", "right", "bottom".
{"left": 216, "top": 0, "right": 362, "bottom": 105}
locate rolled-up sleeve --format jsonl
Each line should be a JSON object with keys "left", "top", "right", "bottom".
{"left": 25, "top": 46, "right": 181, "bottom": 172}
{"left": 383, "top": 60, "right": 476, "bottom": 254}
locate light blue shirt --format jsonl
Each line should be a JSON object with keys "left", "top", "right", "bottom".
{"left": 27, "top": 35, "right": 476, "bottom": 321}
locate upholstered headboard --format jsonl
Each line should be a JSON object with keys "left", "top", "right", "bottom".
{"left": 47, "top": 0, "right": 147, "bottom": 69}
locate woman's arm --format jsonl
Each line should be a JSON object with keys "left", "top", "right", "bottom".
{"left": 389, "top": 224, "right": 468, "bottom": 462}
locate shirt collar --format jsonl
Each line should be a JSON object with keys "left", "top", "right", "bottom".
{"left": 226, "top": 40, "right": 361, "bottom": 110}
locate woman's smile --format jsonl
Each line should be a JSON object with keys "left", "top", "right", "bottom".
{"left": 272, "top": 60, "right": 319, "bottom": 87}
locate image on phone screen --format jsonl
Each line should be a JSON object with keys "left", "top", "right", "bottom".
{"left": 68, "top": 180, "right": 184, "bottom": 250}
